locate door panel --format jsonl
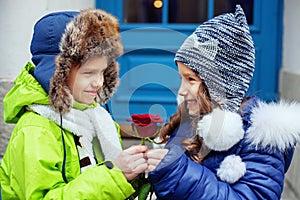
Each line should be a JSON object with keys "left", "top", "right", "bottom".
{"left": 97, "top": 0, "right": 283, "bottom": 123}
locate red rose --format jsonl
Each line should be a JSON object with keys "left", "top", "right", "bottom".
{"left": 127, "top": 114, "right": 163, "bottom": 137}
{"left": 130, "top": 114, "right": 163, "bottom": 127}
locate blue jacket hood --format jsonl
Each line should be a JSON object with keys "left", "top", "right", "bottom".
{"left": 31, "top": 11, "right": 78, "bottom": 93}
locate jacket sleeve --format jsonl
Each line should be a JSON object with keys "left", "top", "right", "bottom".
{"left": 1, "top": 119, "right": 134, "bottom": 200}
{"left": 148, "top": 144, "right": 286, "bottom": 200}
{"left": 44, "top": 163, "right": 134, "bottom": 200}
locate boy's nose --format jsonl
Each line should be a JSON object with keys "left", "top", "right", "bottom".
{"left": 93, "top": 75, "right": 104, "bottom": 89}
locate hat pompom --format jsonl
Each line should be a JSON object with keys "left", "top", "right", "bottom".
{"left": 197, "top": 108, "right": 244, "bottom": 151}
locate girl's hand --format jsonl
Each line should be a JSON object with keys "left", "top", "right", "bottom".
{"left": 146, "top": 149, "right": 169, "bottom": 172}
{"left": 114, "top": 145, "right": 148, "bottom": 181}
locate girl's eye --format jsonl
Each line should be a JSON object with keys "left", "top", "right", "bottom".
{"left": 188, "top": 77, "right": 196, "bottom": 81}
{"left": 83, "top": 71, "right": 92, "bottom": 75}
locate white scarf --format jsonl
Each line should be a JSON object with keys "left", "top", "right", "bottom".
{"left": 29, "top": 104, "right": 122, "bottom": 172}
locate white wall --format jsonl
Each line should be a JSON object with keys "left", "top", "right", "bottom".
{"left": 280, "top": 1, "right": 300, "bottom": 199}
{"left": 279, "top": 0, "right": 300, "bottom": 101}
{"left": 282, "top": 0, "right": 300, "bottom": 74}
{"left": 0, "top": 0, "right": 94, "bottom": 79}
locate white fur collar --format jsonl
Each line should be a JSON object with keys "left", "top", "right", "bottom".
{"left": 197, "top": 100, "right": 300, "bottom": 152}
{"left": 197, "top": 108, "right": 244, "bottom": 151}
{"left": 29, "top": 104, "right": 122, "bottom": 171}
{"left": 196, "top": 99, "right": 300, "bottom": 184}
{"left": 246, "top": 100, "right": 300, "bottom": 151}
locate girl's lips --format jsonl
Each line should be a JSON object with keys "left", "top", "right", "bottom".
{"left": 186, "top": 99, "right": 197, "bottom": 107}
{"left": 186, "top": 99, "right": 197, "bottom": 103}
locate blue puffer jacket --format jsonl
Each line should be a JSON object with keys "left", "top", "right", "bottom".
{"left": 149, "top": 97, "right": 300, "bottom": 199}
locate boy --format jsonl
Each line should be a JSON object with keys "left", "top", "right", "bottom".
{"left": 1, "top": 9, "right": 147, "bottom": 199}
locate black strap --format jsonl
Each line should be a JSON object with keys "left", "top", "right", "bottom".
{"left": 105, "top": 103, "right": 110, "bottom": 114}
{"left": 105, "top": 103, "right": 115, "bottom": 121}
{"left": 60, "top": 114, "right": 68, "bottom": 183}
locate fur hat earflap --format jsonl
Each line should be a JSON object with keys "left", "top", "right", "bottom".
{"left": 50, "top": 8, "right": 123, "bottom": 114}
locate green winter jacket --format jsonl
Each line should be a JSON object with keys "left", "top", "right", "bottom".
{"left": 0, "top": 62, "right": 135, "bottom": 199}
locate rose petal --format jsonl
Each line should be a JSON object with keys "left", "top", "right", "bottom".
{"left": 129, "top": 114, "right": 163, "bottom": 127}
{"left": 133, "top": 123, "right": 158, "bottom": 137}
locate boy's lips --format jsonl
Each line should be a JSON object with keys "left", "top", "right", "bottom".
{"left": 85, "top": 90, "right": 98, "bottom": 97}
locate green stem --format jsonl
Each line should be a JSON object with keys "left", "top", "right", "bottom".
{"left": 145, "top": 137, "right": 160, "bottom": 144}
{"left": 141, "top": 137, "right": 146, "bottom": 145}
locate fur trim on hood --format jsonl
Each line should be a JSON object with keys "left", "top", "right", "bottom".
{"left": 246, "top": 101, "right": 300, "bottom": 151}
{"left": 50, "top": 8, "right": 122, "bottom": 114}
{"left": 198, "top": 100, "right": 300, "bottom": 152}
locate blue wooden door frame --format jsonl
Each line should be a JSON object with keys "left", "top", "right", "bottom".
{"left": 96, "top": 0, "right": 283, "bottom": 123}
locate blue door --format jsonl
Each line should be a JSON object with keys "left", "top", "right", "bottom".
{"left": 97, "top": 0, "right": 283, "bottom": 123}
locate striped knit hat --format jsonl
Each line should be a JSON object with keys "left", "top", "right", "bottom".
{"left": 174, "top": 5, "right": 255, "bottom": 112}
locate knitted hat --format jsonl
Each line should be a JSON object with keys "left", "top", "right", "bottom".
{"left": 31, "top": 11, "right": 79, "bottom": 93}
{"left": 174, "top": 5, "right": 255, "bottom": 112}
{"left": 48, "top": 8, "right": 123, "bottom": 114}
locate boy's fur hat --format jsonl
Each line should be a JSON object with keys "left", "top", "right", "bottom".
{"left": 50, "top": 8, "right": 123, "bottom": 114}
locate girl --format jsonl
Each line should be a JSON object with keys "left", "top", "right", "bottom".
{"left": 146, "top": 5, "right": 300, "bottom": 200}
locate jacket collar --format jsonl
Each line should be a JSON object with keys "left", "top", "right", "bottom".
{"left": 3, "top": 62, "right": 49, "bottom": 124}
{"left": 28, "top": 104, "right": 122, "bottom": 170}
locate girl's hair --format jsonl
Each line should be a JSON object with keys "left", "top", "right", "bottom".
{"left": 158, "top": 81, "right": 213, "bottom": 163}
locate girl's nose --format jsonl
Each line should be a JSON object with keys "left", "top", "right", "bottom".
{"left": 178, "top": 80, "right": 187, "bottom": 96}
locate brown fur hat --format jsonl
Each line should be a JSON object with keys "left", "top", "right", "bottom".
{"left": 49, "top": 8, "right": 123, "bottom": 114}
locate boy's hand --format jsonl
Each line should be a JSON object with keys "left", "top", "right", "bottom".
{"left": 114, "top": 145, "right": 148, "bottom": 181}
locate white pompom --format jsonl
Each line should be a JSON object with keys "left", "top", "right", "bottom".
{"left": 217, "top": 155, "right": 246, "bottom": 184}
